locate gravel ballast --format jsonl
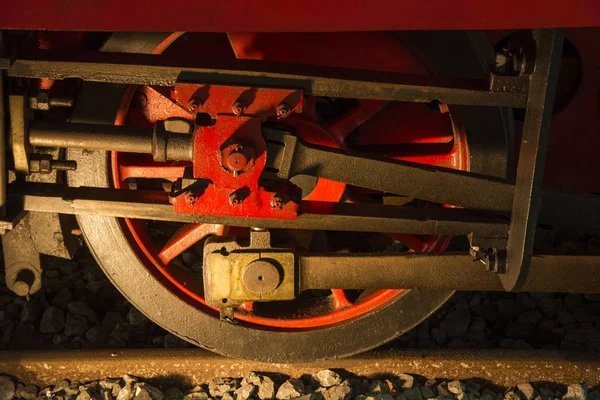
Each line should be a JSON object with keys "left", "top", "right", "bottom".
{"left": 0, "top": 371, "right": 597, "bottom": 400}
{"left": 0, "top": 239, "right": 599, "bottom": 351}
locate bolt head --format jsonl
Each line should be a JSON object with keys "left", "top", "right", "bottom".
{"left": 226, "top": 151, "right": 248, "bottom": 173}
{"left": 276, "top": 103, "right": 291, "bottom": 119}
{"left": 184, "top": 192, "right": 198, "bottom": 205}
{"left": 270, "top": 194, "right": 286, "bottom": 209}
{"left": 229, "top": 192, "right": 242, "bottom": 206}
{"left": 232, "top": 101, "right": 245, "bottom": 116}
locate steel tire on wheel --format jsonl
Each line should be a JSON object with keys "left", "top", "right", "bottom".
{"left": 68, "top": 31, "right": 512, "bottom": 362}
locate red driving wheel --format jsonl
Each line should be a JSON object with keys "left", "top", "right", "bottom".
{"left": 70, "top": 30, "right": 509, "bottom": 360}
{"left": 109, "top": 32, "right": 469, "bottom": 329}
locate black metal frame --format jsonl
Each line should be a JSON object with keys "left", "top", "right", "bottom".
{"left": 2, "top": 28, "right": 599, "bottom": 292}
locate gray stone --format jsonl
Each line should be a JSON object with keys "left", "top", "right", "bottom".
{"left": 0, "top": 376, "right": 14, "bottom": 400}
{"left": 99, "top": 379, "right": 122, "bottom": 397}
{"left": 504, "top": 391, "right": 521, "bottom": 400}
{"left": 67, "top": 301, "right": 98, "bottom": 323}
{"left": 431, "top": 328, "right": 447, "bottom": 344}
{"left": 517, "top": 311, "right": 543, "bottom": 326}
{"left": 496, "top": 299, "right": 524, "bottom": 318}
{"left": 587, "top": 391, "right": 599, "bottom": 400}
{"left": 557, "top": 311, "right": 575, "bottom": 326}
{"left": 470, "top": 317, "right": 486, "bottom": 331}
{"left": 276, "top": 379, "right": 304, "bottom": 399}
{"left": 447, "top": 381, "right": 465, "bottom": 395}
{"left": 102, "top": 311, "right": 126, "bottom": 331}
{"left": 117, "top": 386, "right": 135, "bottom": 400}
{"left": 369, "top": 381, "right": 388, "bottom": 393}
{"left": 395, "top": 374, "right": 415, "bottom": 390}
{"left": 183, "top": 386, "right": 209, "bottom": 400}
{"left": 127, "top": 307, "right": 149, "bottom": 325}
{"left": 18, "top": 384, "right": 38, "bottom": 400}
{"left": 467, "top": 328, "right": 486, "bottom": 343}
{"left": 123, "top": 375, "right": 139, "bottom": 386}
{"left": 241, "top": 372, "right": 275, "bottom": 400}
{"left": 510, "top": 339, "right": 533, "bottom": 349}
{"left": 86, "top": 325, "right": 109, "bottom": 344}
{"left": 182, "top": 391, "right": 209, "bottom": 400}
{"left": 420, "top": 386, "right": 436, "bottom": 399}
{"left": 40, "top": 306, "right": 66, "bottom": 333}
{"left": 52, "top": 288, "right": 73, "bottom": 308}
{"left": 234, "top": 385, "right": 256, "bottom": 400}
{"left": 398, "top": 387, "right": 423, "bottom": 400}
{"left": 53, "top": 333, "right": 69, "bottom": 346}
{"left": 135, "top": 384, "right": 163, "bottom": 400}
{"left": 77, "top": 390, "right": 93, "bottom": 400}
{"left": 20, "top": 299, "right": 41, "bottom": 322}
{"left": 134, "top": 389, "right": 153, "bottom": 400}
{"left": 60, "top": 262, "right": 80, "bottom": 275}
{"left": 163, "top": 389, "right": 183, "bottom": 400}
{"left": 65, "top": 313, "right": 89, "bottom": 336}
{"left": 86, "top": 281, "right": 105, "bottom": 295}
{"left": 313, "top": 370, "right": 342, "bottom": 388}
{"left": 538, "top": 387, "right": 555, "bottom": 399}
{"left": 436, "top": 383, "right": 452, "bottom": 398}
{"left": 562, "top": 384, "right": 587, "bottom": 400}
{"left": 517, "top": 384, "right": 536, "bottom": 400}
{"left": 46, "top": 270, "right": 61, "bottom": 279}
{"left": 516, "top": 293, "right": 538, "bottom": 310}
{"left": 323, "top": 386, "right": 351, "bottom": 400}
{"left": 164, "top": 333, "right": 189, "bottom": 349}
{"left": 52, "top": 380, "right": 70, "bottom": 394}
{"left": 209, "top": 378, "right": 239, "bottom": 398}
{"left": 439, "top": 310, "right": 471, "bottom": 337}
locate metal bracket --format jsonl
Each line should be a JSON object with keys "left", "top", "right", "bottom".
{"left": 9, "top": 91, "right": 31, "bottom": 174}
{"left": 502, "top": 29, "right": 565, "bottom": 291}
{"left": 203, "top": 230, "right": 296, "bottom": 312}
{"left": 2, "top": 214, "right": 42, "bottom": 297}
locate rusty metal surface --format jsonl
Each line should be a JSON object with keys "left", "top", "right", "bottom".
{"left": 3, "top": 51, "right": 529, "bottom": 108}
{"left": 1, "top": 348, "right": 599, "bottom": 388}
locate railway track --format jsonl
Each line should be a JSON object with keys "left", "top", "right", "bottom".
{"left": 1, "top": 348, "right": 598, "bottom": 398}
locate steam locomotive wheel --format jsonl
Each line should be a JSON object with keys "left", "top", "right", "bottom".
{"left": 69, "top": 32, "right": 510, "bottom": 361}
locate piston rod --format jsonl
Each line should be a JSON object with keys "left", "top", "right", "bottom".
{"left": 28, "top": 121, "right": 193, "bottom": 161}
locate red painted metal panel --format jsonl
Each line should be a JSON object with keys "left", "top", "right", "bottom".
{"left": 1, "top": 0, "right": 599, "bottom": 32}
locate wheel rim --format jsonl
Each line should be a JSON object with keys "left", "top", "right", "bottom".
{"left": 108, "top": 32, "right": 471, "bottom": 330}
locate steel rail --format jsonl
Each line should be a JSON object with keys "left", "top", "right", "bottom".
{"left": 2, "top": 50, "right": 529, "bottom": 107}
{"left": 299, "top": 252, "right": 600, "bottom": 293}
{"left": 1, "top": 348, "right": 599, "bottom": 387}
{"left": 9, "top": 183, "right": 509, "bottom": 237}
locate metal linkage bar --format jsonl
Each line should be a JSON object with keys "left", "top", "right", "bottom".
{"left": 298, "top": 252, "right": 600, "bottom": 293}
{"left": 3, "top": 50, "right": 528, "bottom": 107}
{"left": 9, "top": 182, "right": 510, "bottom": 238}
{"left": 265, "top": 129, "right": 515, "bottom": 213}
{"left": 503, "top": 29, "right": 565, "bottom": 291}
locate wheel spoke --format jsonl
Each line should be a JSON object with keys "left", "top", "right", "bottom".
{"left": 327, "top": 100, "right": 387, "bottom": 144}
{"left": 353, "top": 102, "right": 454, "bottom": 145}
{"left": 331, "top": 289, "right": 354, "bottom": 310}
{"left": 158, "top": 223, "right": 227, "bottom": 265}
{"left": 388, "top": 233, "right": 427, "bottom": 252}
